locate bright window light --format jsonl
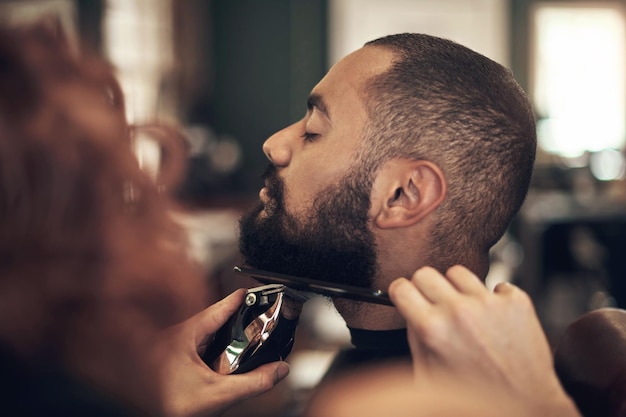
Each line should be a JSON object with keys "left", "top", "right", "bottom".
{"left": 103, "top": 0, "right": 173, "bottom": 123}
{"left": 532, "top": 4, "right": 626, "bottom": 158}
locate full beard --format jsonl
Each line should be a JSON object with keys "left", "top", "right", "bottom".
{"left": 238, "top": 165, "right": 378, "bottom": 289}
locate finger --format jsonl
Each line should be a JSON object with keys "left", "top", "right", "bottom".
{"left": 216, "top": 361, "right": 290, "bottom": 403}
{"left": 493, "top": 282, "right": 533, "bottom": 309}
{"left": 445, "top": 265, "right": 487, "bottom": 296}
{"left": 389, "top": 277, "right": 431, "bottom": 326}
{"left": 411, "top": 266, "right": 458, "bottom": 304}
{"left": 493, "top": 281, "right": 517, "bottom": 295}
{"left": 193, "top": 289, "right": 246, "bottom": 345}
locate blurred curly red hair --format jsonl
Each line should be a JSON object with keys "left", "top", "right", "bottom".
{"left": 0, "top": 21, "right": 208, "bottom": 406}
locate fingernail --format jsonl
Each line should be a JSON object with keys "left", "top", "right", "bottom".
{"left": 276, "top": 362, "right": 290, "bottom": 382}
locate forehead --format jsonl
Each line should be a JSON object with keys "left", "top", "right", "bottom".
{"left": 311, "top": 46, "right": 396, "bottom": 116}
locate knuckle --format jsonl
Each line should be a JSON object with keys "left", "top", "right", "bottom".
{"left": 509, "top": 285, "right": 532, "bottom": 305}
{"left": 256, "top": 371, "right": 276, "bottom": 392}
{"left": 419, "top": 315, "right": 448, "bottom": 345}
{"left": 451, "top": 303, "right": 478, "bottom": 328}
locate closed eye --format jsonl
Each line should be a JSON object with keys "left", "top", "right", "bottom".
{"left": 301, "top": 132, "right": 320, "bottom": 142}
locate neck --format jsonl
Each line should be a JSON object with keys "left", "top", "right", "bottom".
{"left": 330, "top": 252, "right": 415, "bottom": 330}
{"left": 333, "top": 235, "right": 488, "bottom": 330}
{"left": 333, "top": 298, "right": 405, "bottom": 330}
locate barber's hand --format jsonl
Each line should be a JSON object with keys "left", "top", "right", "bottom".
{"left": 388, "top": 266, "right": 579, "bottom": 416}
{"left": 154, "top": 289, "right": 290, "bottom": 417}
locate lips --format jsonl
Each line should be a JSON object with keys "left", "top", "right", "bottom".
{"left": 259, "top": 187, "right": 270, "bottom": 204}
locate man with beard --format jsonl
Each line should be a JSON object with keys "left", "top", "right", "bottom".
{"left": 239, "top": 32, "right": 536, "bottom": 378}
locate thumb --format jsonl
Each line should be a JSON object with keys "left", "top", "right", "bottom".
{"left": 193, "top": 288, "right": 246, "bottom": 345}
{"left": 216, "top": 361, "right": 290, "bottom": 403}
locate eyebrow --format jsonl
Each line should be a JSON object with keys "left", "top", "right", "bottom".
{"left": 307, "top": 93, "right": 331, "bottom": 122}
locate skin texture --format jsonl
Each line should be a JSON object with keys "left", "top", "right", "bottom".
{"left": 151, "top": 289, "right": 290, "bottom": 417}
{"left": 242, "top": 46, "right": 443, "bottom": 329}
{"left": 390, "top": 267, "right": 565, "bottom": 404}
{"left": 241, "top": 35, "right": 536, "bottom": 331}
{"left": 239, "top": 46, "right": 398, "bottom": 327}
{"left": 305, "top": 266, "right": 581, "bottom": 417}
{"left": 260, "top": 47, "right": 394, "bottom": 219}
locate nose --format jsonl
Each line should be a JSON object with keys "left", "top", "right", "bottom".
{"left": 263, "top": 123, "right": 296, "bottom": 167}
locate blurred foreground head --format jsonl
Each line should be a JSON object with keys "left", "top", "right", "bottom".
{"left": 555, "top": 308, "right": 626, "bottom": 417}
{"left": 0, "top": 21, "right": 206, "bottom": 411}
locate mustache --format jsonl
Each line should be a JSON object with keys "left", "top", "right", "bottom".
{"left": 261, "top": 164, "right": 284, "bottom": 203}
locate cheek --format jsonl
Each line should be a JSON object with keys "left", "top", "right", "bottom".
{"left": 282, "top": 170, "right": 334, "bottom": 219}
{"left": 284, "top": 146, "right": 358, "bottom": 215}
{"left": 282, "top": 176, "right": 318, "bottom": 219}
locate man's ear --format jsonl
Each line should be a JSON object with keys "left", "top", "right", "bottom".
{"left": 372, "top": 159, "right": 447, "bottom": 229}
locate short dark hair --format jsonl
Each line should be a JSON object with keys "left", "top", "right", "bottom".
{"left": 359, "top": 33, "right": 536, "bottom": 271}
